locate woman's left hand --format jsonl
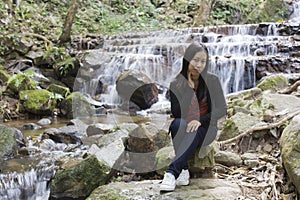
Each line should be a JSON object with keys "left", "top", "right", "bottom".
{"left": 186, "top": 120, "right": 201, "bottom": 133}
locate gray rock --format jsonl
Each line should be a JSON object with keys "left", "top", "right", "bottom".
{"left": 0, "top": 125, "right": 17, "bottom": 160}
{"left": 87, "top": 178, "right": 243, "bottom": 200}
{"left": 279, "top": 114, "right": 300, "bottom": 193}
{"left": 50, "top": 155, "right": 110, "bottom": 199}
{"left": 215, "top": 150, "right": 243, "bottom": 167}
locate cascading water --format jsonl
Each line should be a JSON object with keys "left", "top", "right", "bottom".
{"left": 290, "top": 0, "right": 300, "bottom": 19}
{"left": 0, "top": 164, "right": 55, "bottom": 200}
{"left": 78, "top": 22, "right": 285, "bottom": 103}
{"left": 84, "top": 0, "right": 300, "bottom": 102}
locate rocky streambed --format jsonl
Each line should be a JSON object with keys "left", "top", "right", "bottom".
{"left": 1, "top": 73, "right": 300, "bottom": 199}
{"left": 1, "top": 12, "right": 300, "bottom": 200}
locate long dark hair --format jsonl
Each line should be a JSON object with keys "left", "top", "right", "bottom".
{"left": 177, "top": 42, "right": 210, "bottom": 101}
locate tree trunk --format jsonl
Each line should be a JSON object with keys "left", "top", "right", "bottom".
{"left": 59, "top": 0, "right": 78, "bottom": 44}
{"left": 194, "top": 0, "right": 214, "bottom": 27}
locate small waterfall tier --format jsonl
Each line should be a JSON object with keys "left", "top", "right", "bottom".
{"left": 0, "top": 164, "right": 55, "bottom": 200}
{"left": 77, "top": 17, "right": 300, "bottom": 104}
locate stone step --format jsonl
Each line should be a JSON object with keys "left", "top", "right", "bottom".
{"left": 87, "top": 178, "right": 246, "bottom": 200}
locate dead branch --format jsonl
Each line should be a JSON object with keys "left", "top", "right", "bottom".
{"left": 219, "top": 109, "right": 300, "bottom": 145}
{"left": 269, "top": 165, "right": 278, "bottom": 200}
{"left": 22, "top": 32, "right": 53, "bottom": 48}
{"left": 279, "top": 80, "right": 300, "bottom": 94}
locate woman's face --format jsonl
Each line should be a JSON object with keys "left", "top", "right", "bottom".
{"left": 188, "top": 51, "right": 207, "bottom": 76}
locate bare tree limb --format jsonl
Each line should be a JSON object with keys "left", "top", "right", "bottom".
{"left": 22, "top": 32, "right": 53, "bottom": 48}
{"left": 218, "top": 109, "right": 300, "bottom": 145}
{"left": 279, "top": 80, "right": 300, "bottom": 94}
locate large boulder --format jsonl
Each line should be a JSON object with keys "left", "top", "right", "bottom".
{"left": 219, "top": 112, "right": 267, "bottom": 141}
{"left": 0, "top": 69, "right": 10, "bottom": 84}
{"left": 0, "top": 125, "right": 17, "bottom": 161}
{"left": 50, "top": 155, "right": 111, "bottom": 199}
{"left": 279, "top": 115, "right": 300, "bottom": 193}
{"left": 87, "top": 179, "right": 243, "bottom": 200}
{"left": 87, "top": 129, "right": 129, "bottom": 168}
{"left": 46, "top": 84, "right": 70, "bottom": 98}
{"left": 115, "top": 122, "right": 170, "bottom": 173}
{"left": 256, "top": 74, "right": 288, "bottom": 92}
{"left": 116, "top": 70, "right": 159, "bottom": 110}
{"left": 19, "top": 89, "right": 56, "bottom": 115}
{"left": 6, "top": 74, "right": 37, "bottom": 96}
{"left": 155, "top": 142, "right": 217, "bottom": 176}
{"left": 60, "top": 92, "right": 95, "bottom": 119}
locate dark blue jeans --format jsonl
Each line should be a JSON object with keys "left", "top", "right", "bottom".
{"left": 166, "top": 118, "right": 208, "bottom": 178}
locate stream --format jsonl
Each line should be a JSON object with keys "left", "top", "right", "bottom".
{"left": 1, "top": 1, "right": 300, "bottom": 199}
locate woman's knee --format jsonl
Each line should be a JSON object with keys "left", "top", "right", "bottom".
{"left": 169, "top": 118, "right": 187, "bottom": 138}
{"left": 170, "top": 118, "right": 187, "bottom": 131}
{"left": 196, "top": 127, "right": 208, "bottom": 143}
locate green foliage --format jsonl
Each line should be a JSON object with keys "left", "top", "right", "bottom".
{"left": 0, "top": 0, "right": 292, "bottom": 59}
{"left": 0, "top": 34, "right": 20, "bottom": 56}
{"left": 209, "top": 0, "right": 289, "bottom": 25}
{"left": 210, "top": 0, "right": 255, "bottom": 24}
{"left": 43, "top": 46, "right": 76, "bottom": 76}
{"left": 55, "top": 57, "right": 76, "bottom": 76}
{"left": 108, "top": 126, "right": 121, "bottom": 133}
{"left": 49, "top": 93, "right": 64, "bottom": 101}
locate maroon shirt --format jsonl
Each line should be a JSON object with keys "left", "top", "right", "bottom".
{"left": 186, "top": 87, "right": 208, "bottom": 122}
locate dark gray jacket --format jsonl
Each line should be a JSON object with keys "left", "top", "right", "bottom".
{"left": 169, "top": 72, "right": 227, "bottom": 145}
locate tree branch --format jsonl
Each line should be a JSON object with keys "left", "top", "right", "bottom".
{"left": 218, "top": 109, "right": 300, "bottom": 145}
{"left": 22, "top": 32, "right": 53, "bottom": 48}
{"left": 279, "top": 80, "right": 300, "bottom": 94}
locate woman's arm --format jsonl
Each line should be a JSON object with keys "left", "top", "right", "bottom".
{"left": 200, "top": 74, "right": 227, "bottom": 125}
{"left": 169, "top": 80, "right": 194, "bottom": 118}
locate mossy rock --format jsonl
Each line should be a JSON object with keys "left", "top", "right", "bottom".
{"left": 256, "top": 74, "right": 288, "bottom": 92}
{"left": 0, "top": 70, "right": 10, "bottom": 84}
{"left": 155, "top": 143, "right": 216, "bottom": 176}
{"left": 0, "top": 125, "right": 17, "bottom": 161}
{"left": 6, "top": 74, "right": 37, "bottom": 96}
{"left": 248, "top": 96, "right": 275, "bottom": 116}
{"left": 50, "top": 155, "right": 111, "bottom": 199}
{"left": 60, "top": 92, "right": 94, "bottom": 119}
{"left": 219, "top": 112, "right": 267, "bottom": 141}
{"left": 279, "top": 115, "right": 300, "bottom": 193}
{"left": 155, "top": 146, "right": 174, "bottom": 176}
{"left": 19, "top": 89, "right": 56, "bottom": 115}
{"left": 188, "top": 144, "right": 216, "bottom": 172}
{"left": 46, "top": 84, "right": 70, "bottom": 98}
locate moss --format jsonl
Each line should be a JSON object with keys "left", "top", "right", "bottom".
{"left": 19, "top": 89, "right": 56, "bottom": 115}
{"left": 219, "top": 119, "right": 239, "bottom": 141}
{"left": 50, "top": 155, "right": 111, "bottom": 199}
{"left": 46, "top": 84, "right": 70, "bottom": 98}
{"left": 0, "top": 125, "right": 17, "bottom": 159}
{"left": 257, "top": 75, "right": 288, "bottom": 91}
{"left": 279, "top": 120, "right": 300, "bottom": 193}
{"left": 0, "top": 69, "right": 10, "bottom": 84}
{"left": 6, "top": 74, "right": 37, "bottom": 96}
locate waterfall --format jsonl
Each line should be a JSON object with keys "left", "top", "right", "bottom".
{"left": 79, "top": 23, "right": 277, "bottom": 100}
{"left": 290, "top": 0, "right": 300, "bottom": 19}
{"left": 76, "top": 1, "right": 300, "bottom": 105}
{"left": 0, "top": 164, "right": 55, "bottom": 200}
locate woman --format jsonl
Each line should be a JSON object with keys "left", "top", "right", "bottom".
{"left": 160, "top": 42, "right": 227, "bottom": 191}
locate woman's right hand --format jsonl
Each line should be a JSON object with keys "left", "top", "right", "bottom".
{"left": 188, "top": 71, "right": 194, "bottom": 88}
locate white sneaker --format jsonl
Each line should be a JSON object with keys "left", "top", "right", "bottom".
{"left": 160, "top": 172, "right": 176, "bottom": 191}
{"left": 176, "top": 169, "right": 190, "bottom": 186}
